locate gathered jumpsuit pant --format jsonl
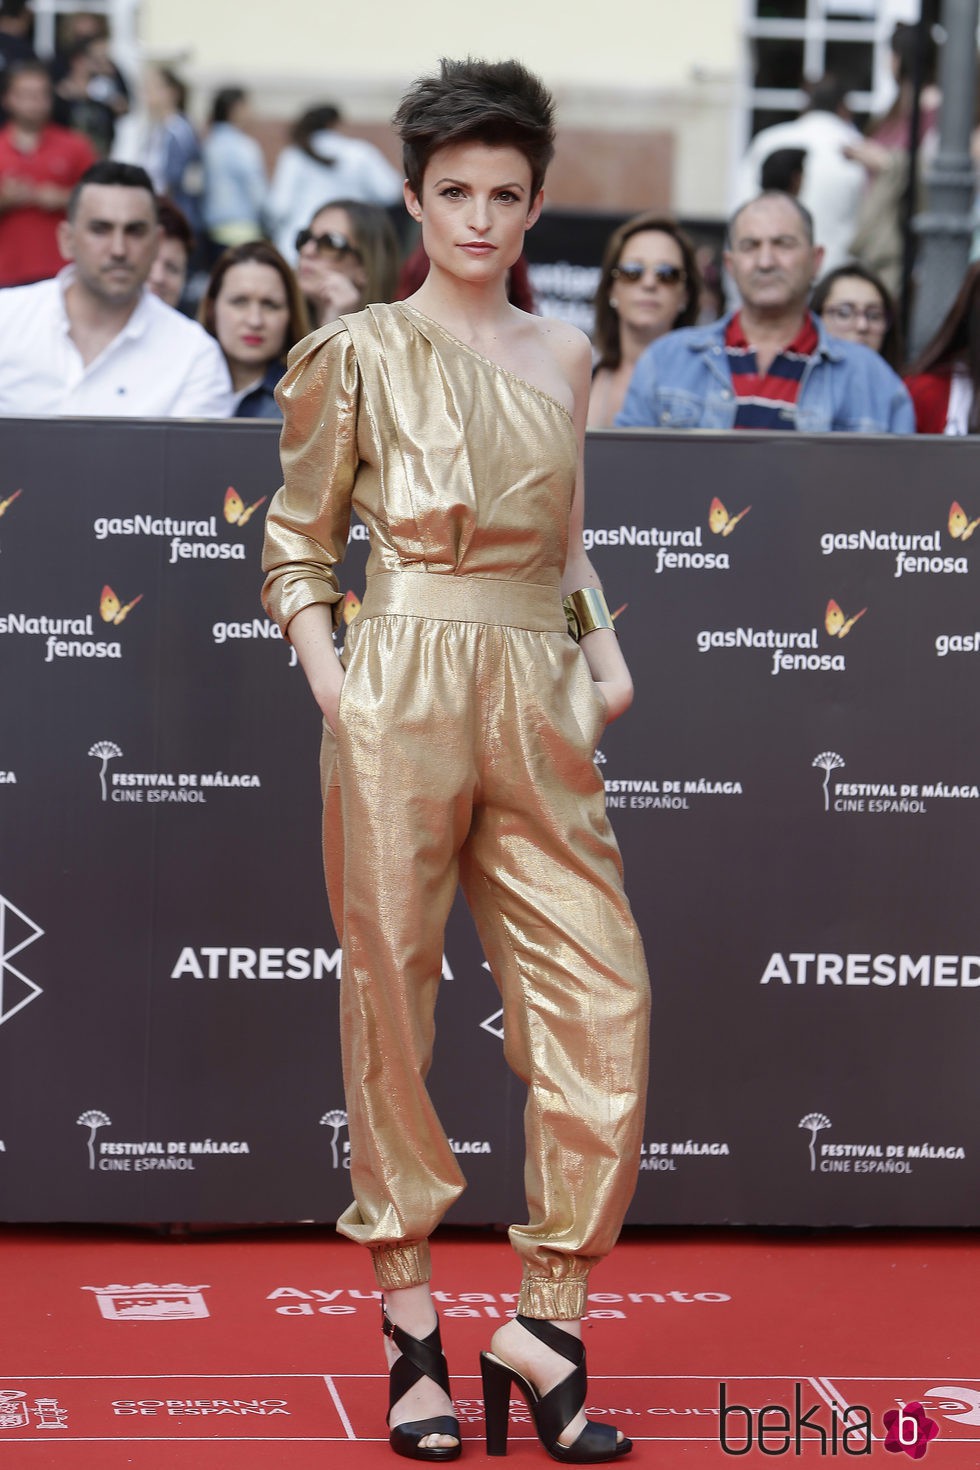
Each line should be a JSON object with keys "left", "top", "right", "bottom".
{"left": 262, "top": 303, "right": 650, "bottom": 1321}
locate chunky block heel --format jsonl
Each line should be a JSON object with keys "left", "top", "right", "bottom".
{"left": 480, "top": 1351, "right": 513, "bottom": 1456}
{"left": 479, "top": 1316, "right": 631, "bottom": 1463}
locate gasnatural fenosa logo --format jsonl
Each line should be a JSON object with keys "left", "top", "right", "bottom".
{"left": 708, "top": 496, "right": 751, "bottom": 537}
{"left": 947, "top": 500, "right": 980, "bottom": 543}
{"left": 824, "top": 600, "right": 866, "bottom": 639}
{"left": 223, "top": 485, "right": 267, "bottom": 528}
{"left": 0, "top": 486, "right": 22, "bottom": 552}
{"left": 99, "top": 584, "right": 142, "bottom": 626}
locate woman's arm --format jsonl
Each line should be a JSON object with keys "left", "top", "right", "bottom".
{"left": 558, "top": 328, "right": 635, "bottom": 722}
{"left": 285, "top": 603, "right": 346, "bottom": 730}
{"left": 261, "top": 325, "right": 360, "bottom": 727}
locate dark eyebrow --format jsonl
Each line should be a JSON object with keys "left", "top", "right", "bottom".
{"left": 433, "top": 176, "right": 526, "bottom": 192}
{"left": 86, "top": 217, "right": 152, "bottom": 229}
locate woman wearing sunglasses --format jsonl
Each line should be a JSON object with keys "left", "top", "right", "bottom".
{"left": 295, "top": 197, "right": 400, "bottom": 328}
{"left": 588, "top": 212, "right": 701, "bottom": 428}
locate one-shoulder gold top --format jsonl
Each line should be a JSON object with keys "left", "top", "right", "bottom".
{"left": 261, "top": 302, "right": 579, "bottom": 633}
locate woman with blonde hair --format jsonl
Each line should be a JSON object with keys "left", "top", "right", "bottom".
{"left": 295, "top": 196, "right": 399, "bottom": 327}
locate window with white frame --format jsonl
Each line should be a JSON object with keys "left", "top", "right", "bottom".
{"left": 739, "top": 0, "right": 927, "bottom": 148}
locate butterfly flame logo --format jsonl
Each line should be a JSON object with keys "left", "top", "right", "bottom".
{"left": 709, "top": 496, "right": 751, "bottom": 537}
{"left": 0, "top": 487, "right": 22, "bottom": 552}
{"left": 948, "top": 500, "right": 980, "bottom": 543}
{"left": 223, "top": 486, "right": 267, "bottom": 528}
{"left": 99, "top": 585, "right": 143, "bottom": 625}
{"left": 0, "top": 487, "right": 22, "bottom": 519}
{"left": 340, "top": 590, "right": 361, "bottom": 626}
{"left": 825, "top": 599, "right": 866, "bottom": 638}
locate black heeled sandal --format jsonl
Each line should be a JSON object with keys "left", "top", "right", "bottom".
{"left": 383, "top": 1304, "right": 461, "bottom": 1461}
{"left": 480, "top": 1314, "right": 631, "bottom": 1463}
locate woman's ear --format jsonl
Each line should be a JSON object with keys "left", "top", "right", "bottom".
{"left": 403, "top": 179, "right": 422, "bottom": 224}
{"left": 524, "top": 188, "right": 544, "bottom": 232}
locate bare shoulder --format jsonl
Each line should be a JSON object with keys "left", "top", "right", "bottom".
{"left": 528, "top": 314, "right": 592, "bottom": 375}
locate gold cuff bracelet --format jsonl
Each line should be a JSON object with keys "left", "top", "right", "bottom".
{"left": 563, "top": 586, "right": 616, "bottom": 641}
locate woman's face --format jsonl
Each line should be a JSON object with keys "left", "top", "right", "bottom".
{"left": 820, "top": 275, "right": 889, "bottom": 354}
{"left": 609, "top": 229, "right": 689, "bottom": 343}
{"left": 143, "top": 66, "right": 175, "bottom": 120}
{"left": 406, "top": 141, "right": 541, "bottom": 286}
{"left": 214, "top": 260, "right": 290, "bottom": 375}
{"left": 147, "top": 235, "right": 188, "bottom": 309}
{"left": 296, "top": 206, "right": 367, "bottom": 300}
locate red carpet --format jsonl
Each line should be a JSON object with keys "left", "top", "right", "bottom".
{"left": 1, "top": 1225, "right": 977, "bottom": 1467}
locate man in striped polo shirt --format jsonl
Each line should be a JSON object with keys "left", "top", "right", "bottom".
{"left": 617, "top": 191, "right": 913, "bottom": 435}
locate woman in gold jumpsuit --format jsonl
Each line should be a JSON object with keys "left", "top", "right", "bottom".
{"left": 262, "top": 59, "right": 650, "bottom": 1465}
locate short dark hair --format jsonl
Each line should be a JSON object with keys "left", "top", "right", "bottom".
{"left": 211, "top": 86, "right": 247, "bottom": 127}
{"left": 727, "top": 191, "right": 815, "bottom": 248}
{"left": 68, "top": 161, "right": 157, "bottom": 221}
{"left": 392, "top": 57, "right": 555, "bottom": 199}
{"left": 292, "top": 103, "right": 342, "bottom": 161}
{"left": 759, "top": 147, "right": 807, "bottom": 195}
{"left": 806, "top": 75, "right": 851, "bottom": 116}
{"left": 156, "top": 196, "right": 195, "bottom": 253}
{"left": 0, "top": 59, "right": 51, "bottom": 98}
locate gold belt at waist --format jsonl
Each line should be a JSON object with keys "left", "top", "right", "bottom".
{"left": 357, "top": 572, "right": 567, "bottom": 632}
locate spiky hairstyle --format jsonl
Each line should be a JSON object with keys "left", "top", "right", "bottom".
{"left": 393, "top": 57, "right": 556, "bottom": 199}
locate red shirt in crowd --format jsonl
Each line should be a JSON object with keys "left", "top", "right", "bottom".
{"left": 0, "top": 123, "right": 96, "bottom": 287}
{"left": 903, "top": 368, "right": 952, "bottom": 434}
{"left": 724, "top": 310, "right": 820, "bottom": 430}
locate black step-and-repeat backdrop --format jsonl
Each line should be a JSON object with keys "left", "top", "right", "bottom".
{"left": 0, "top": 421, "right": 977, "bottom": 1227}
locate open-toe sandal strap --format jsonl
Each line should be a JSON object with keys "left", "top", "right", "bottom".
{"left": 515, "top": 1315, "right": 588, "bottom": 1447}
{"left": 383, "top": 1313, "right": 452, "bottom": 1409}
{"left": 515, "top": 1314, "right": 585, "bottom": 1368}
{"left": 393, "top": 1415, "right": 460, "bottom": 1439}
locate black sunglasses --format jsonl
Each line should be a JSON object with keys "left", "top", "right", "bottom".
{"left": 612, "top": 262, "right": 686, "bottom": 286}
{"left": 295, "top": 228, "right": 362, "bottom": 262}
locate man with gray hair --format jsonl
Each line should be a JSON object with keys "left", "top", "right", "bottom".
{"left": 0, "top": 159, "right": 232, "bottom": 416}
{"left": 617, "top": 191, "right": 913, "bottom": 434}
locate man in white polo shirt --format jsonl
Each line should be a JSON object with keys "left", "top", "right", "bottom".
{"left": 0, "top": 160, "right": 232, "bottom": 416}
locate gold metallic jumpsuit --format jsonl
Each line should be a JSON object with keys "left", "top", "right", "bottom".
{"left": 262, "top": 303, "right": 650, "bottom": 1320}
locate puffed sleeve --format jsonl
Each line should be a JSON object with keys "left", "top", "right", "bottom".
{"left": 261, "top": 321, "right": 359, "bottom": 635}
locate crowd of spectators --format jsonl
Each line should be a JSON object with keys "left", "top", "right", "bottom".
{"left": 0, "top": 5, "right": 977, "bottom": 434}
{"left": 0, "top": 160, "right": 231, "bottom": 416}
{"left": 615, "top": 192, "right": 914, "bottom": 435}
